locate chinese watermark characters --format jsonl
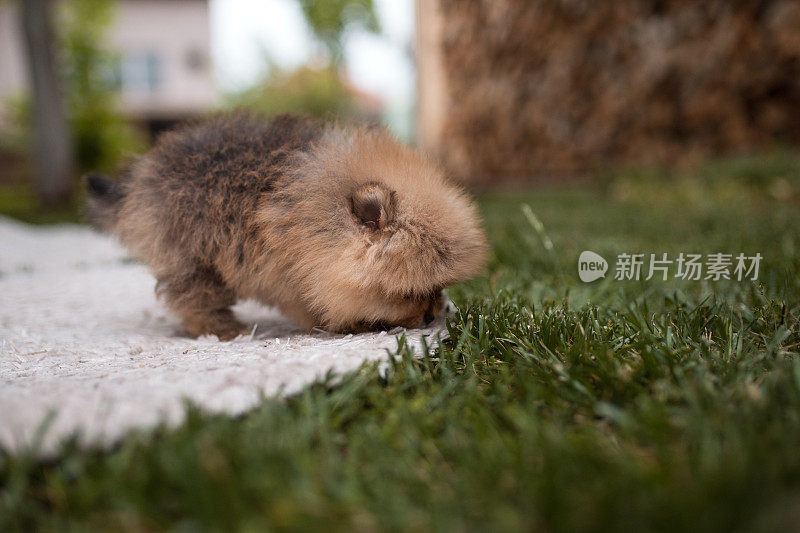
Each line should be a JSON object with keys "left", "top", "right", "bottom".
{"left": 578, "top": 251, "right": 762, "bottom": 282}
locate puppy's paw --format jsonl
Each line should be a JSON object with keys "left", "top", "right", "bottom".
{"left": 210, "top": 321, "right": 248, "bottom": 341}
{"left": 184, "top": 310, "right": 247, "bottom": 341}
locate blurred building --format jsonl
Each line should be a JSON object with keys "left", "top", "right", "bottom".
{"left": 417, "top": 0, "right": 800, "bottom": 185}
{"left": 0, "top": 0, "right": 217, "bottom": 137}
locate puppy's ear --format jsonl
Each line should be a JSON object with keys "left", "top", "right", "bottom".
{"left": 351, "top": 183, "right": 395, "bottom": 231}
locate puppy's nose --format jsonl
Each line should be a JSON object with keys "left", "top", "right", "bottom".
{"left": 423, "top": 312, "right": 435, "bottom": 326}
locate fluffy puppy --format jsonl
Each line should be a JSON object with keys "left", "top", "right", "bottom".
{"left": 87, "top": 113, "right": 487, "bottom": 339}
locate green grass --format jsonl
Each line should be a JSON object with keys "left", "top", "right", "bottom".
{"left": 2, "top": 154, "right": 800, "bottom": 531}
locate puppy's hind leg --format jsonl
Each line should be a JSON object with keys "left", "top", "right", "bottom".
{"left": 157, "top": 266, "right": 246, "bottom": 341}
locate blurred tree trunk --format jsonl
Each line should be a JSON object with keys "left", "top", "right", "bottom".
{"left": 21, "top": 0, "right": 74, "bottom": 206}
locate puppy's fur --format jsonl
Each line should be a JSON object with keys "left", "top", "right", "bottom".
{"left": 87, "top": 113, "right": 487, "bottom": 339}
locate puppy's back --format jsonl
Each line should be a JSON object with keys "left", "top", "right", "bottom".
{"left": 129, "top": 113, "right": 320, "bottom": 227}
{"left": 89, "top": 113, "right": 321, "bottom": 268}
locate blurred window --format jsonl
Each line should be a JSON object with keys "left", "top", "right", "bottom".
{"left": 116, "top": 52, "right": 161, "bottom": 94}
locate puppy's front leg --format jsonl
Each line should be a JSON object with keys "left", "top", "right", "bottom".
{"left": 156, "top": 266, "right": 246, "bottom": 341}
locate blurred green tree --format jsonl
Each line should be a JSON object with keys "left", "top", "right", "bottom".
{"left": 227, "top": 62, "right": 356, "bottom": 119}
{"left": 60, "top": 0, "right": 143, "bottom": 173}
{"left": 296, "top": 0, "right": 380, "bottom": 65}
{"left": 228, "top": 1, "right": 383, "bottom": 120}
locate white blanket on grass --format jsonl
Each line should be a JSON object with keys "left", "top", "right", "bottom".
{"left": 0, "top": 217, "right": 444, "bottom": 452}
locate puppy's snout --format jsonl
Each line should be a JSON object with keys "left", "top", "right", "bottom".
{"left": 420, "top": 291, "right": 453, "bottom": 327}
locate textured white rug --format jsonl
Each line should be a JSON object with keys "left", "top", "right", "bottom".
{"left": 0, "top": 217, "right": 444, "bottom": 452}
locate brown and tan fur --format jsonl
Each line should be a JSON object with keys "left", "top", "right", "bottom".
{"left": 87, "top": 113, "right": 487, "bottom": 340}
